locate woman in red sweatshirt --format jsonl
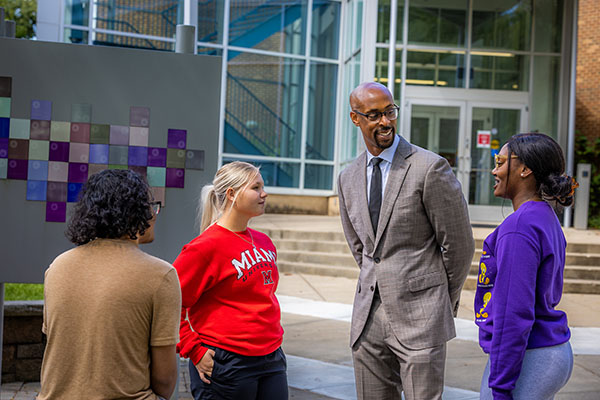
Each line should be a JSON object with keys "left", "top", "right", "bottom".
{"left": 174, "top": 161, "right": 286, "bottom": 400}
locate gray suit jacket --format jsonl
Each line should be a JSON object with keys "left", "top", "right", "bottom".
{"left": 338, "top": 135, "right": 474, "bottom": 349}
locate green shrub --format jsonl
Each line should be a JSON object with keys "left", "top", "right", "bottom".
{"left": 574, "top": 134, "right": 600, "bottom": 229}
{"left": 4, "top": 283, "right": 44, "bottom": 301}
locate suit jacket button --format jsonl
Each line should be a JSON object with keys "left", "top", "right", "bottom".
{"left": 370, "top": 286, "right": 374, "bottom": 291}
{"left": 374, "top": 257, "right": 381, "bottom": 263}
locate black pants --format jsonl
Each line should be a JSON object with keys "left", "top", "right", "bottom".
{"left": 188, "top": 346, "right": 288, "bottom": 400}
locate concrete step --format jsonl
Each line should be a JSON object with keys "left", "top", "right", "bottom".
{"left": 464, "top": 275, "right": 600, "bottom": 294}
{"left": 472, "top": 249, "right": 600, "bottom": 266}
{"left": 277, "top": 249, "right": 356, "bottom": 268}
{"left": 259, "top": 228, "right": 347, "bottom": 243}
{"left": 278, "top": 260, "right": 358, "bottom": 279}
{"left": 469, "top": 262, "right": 600, "bottom": 280}
{"left": 273, "top": 238, "right": 351, "bottom": 254}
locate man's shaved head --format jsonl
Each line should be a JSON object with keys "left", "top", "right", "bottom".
{"left": 349, "top": 82, "right": 392, "bottom": 110}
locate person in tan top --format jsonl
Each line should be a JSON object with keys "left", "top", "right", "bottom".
{"left": 38, "top": 169, "right": 182, "bottom": 400}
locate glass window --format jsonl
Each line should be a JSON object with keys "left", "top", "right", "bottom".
{"left": 311, "top": 1, "right": 340, "bottom": 59}
{"left": 222, "top": 157, "right": 300, "bottom": 188}
{"left": 406, "top": 51, "right": 465, "bottom": 88}
{"left": 344, "top": 0, "right": 362, "bottom": 58}
{"left": 374, "top": 47, "right": 389, "bottom": 86}
{"left": 92, "top": 33, "right": 174, "bottom": 51}
{"left": 228, "top": 0, "right": 307, "bottom": 55}
{"left": 534, "top": 0, "right": 563, "bottom": 53}
{"left": 531, "top": 56, "right": 560, "bottom": 139}
{"left": 64, "top": 28, "right": 88, "bottom": 44}
{"left": 376, "top": 0, "right": 403, "bottom": 44}
{"left": 304, "top": 164, "right": 333, "bottom": 190}
{"left": 472, "top": 0, "right": 532, "bottom": 51}
{"left": 408, "top": 0, "right": 467, "bottom": 47}
{"left": 225, "top": 52, "right": 304, "bottom": 159}
{"left": 340, "top": 53, "right": 361, "bottom": 165}
{"left": 94, "top": 0, "right": 181, "bottom": 40}
{"left": 197, "top": 0, "right": 225, "bottom": 44}
{"left": 64, "top": 0, "right": 89, "bottom": 26}
{"left": 307, "top": 63, "right": 337, "bottom": 161}
{"left": 470, "top": 54, "right": 529, "bottom": 91}
{"left": 197, "top": 47, "right": 222, "bottom": 56}
{"left": 410, "top": 105, "right": 460, "bottom": 169}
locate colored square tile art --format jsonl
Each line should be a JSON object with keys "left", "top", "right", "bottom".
{"left": 30, "top": 120, "right": 50, "bottom": 140}
{"left": 71, "top": 103, "right": 92, "bottom": 123}
{"left": 69, "top": 142, "right": 89, "bottom": 163}
{"left": 31, "top": 100, "right": 52, "bottom": 121}
{"left": 167, "top": 129, "right": 187, "bottom": 149}
{"left": 147, "top": 166, "right": 166, "bottom": 187}
{"left": 29, "top": 140, "right": 50, "bottom": 161}
{"left": 110, "top": 125, "right": 129, "bottom": 145}
{"left": 0, "top": 138, "right": 7, "bottom": 158}
{"left": 89, "top": 144, "right": 109, "bottom": 164}
{"left": 26, "top": 180, "right": 47, "bottom": 201}
{"left": 90, "top": 124, "right": 110, "bottom": 144}
{"left": 8, "top": 139, "right": 29, "bottom": 159}
{"left": 166, "top": 168, "right": 185, "bottom": 188}
{"left": 68, "top": 183, "right": 84, "bottom": 202}
{"left": 47, "top": 182, "right": 68, "bottom": 202}
{"left": 109, "top": 145, "right": 129, "bottom": 165}
{"left": 7, "top": 159, "right": 27, "bottom": 180}
{"left": 129, "top": 127, "right": 149, "bottom": 147}
{"left": 0, "top": 158, "right": 6, "bottom": 179}
{"left": 70, "top": 123, "right": 90, "bottom": 143}
{"left": 50, "top": 121, "right": 70, "bottom": 142}
{"left": 0, "top": 77, "right": 12, "bottom": 97}
{"left": 68, "top": 163, "right": 89, "bottom": 183}
{"left": 129, "top": 165, "right": 147, "bottom": 178}
{"left": 28, "top": 160, "right": 49, "bottom": 181}
{"left": 48, "top": 161, "right": 68, "bottom": 182}
{"left": 128, "top": 146, "right": 147, "bottom": 166}
{"left": 0, "top": 117, "right": 8, "bottom": 138}
{"left": 148, "top": 147, "right": 166, "bottom": 167}
{"left": 0, "top": 97, "right": 10, "bottom": 118}
{"left": 108, "top": 164, "right": 128, "bottom": 170}
{"left": 46, "top": 201, "right": 67, "bottom": 223}
{"left": 88, "top": 163, "right": 108, "bottom": 177}
{"left": 167, "top": 148, "right": 186, "bottom": 168}
{"left": 49, "top": 141, "right": 69, "bottom": 162}
{"left": 10, "top": 119, "right": 30, "bottom": 139}
{"left": 185, "top": 150, "right": 205, "bottom": 170}
{"left": 130, "top": 106, "right": 150, "bottom": 127}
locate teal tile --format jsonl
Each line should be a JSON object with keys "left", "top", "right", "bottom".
{"left": 9, "top": 118, "right": 29, "bottom": 139}
{"left": 71, "top": 103, "right": 92, "bottom": 123}
{"left": 0, "top": 97, "right": 10, "bottom": 118}
{"left": 147, "top": 166, "right": 166, "bottom": 187}
{"left": 0, "top": 158, "right": 7, "bottom": 179}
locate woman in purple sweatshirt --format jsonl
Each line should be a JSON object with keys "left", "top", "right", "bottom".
{"left": 475, "top": 133, "right": 576, "bottom": 400}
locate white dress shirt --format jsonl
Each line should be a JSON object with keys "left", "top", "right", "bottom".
{"left": 366, "top": 134, "right": 400, "bottom": 204}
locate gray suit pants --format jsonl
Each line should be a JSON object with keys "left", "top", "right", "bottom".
{"left": 352, "top": 295, "right": 446, "bottom": 400}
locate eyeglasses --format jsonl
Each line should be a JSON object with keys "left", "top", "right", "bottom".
{"left": 353, "top": 105, "right": 400, "bottom": 122}
{"left": 494, "top": 154, "right": 518, "bottom": 169}
{"left": 151, "top": 201, "right": 162, "bottom": 216}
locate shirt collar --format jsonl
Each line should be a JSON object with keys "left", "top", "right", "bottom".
{"left": 366, "top": 134, "right": 399, "bottom": 166}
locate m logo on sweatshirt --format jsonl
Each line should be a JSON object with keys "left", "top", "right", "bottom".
{"left": 231, "top": 247, "right": 277, "bottom": 280}
{"left": 261, "top": 270, "right": 274, "bottom": 285}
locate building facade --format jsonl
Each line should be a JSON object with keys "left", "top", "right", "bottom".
{"left": 36, "top": 0, "right": 578, "bottom": 221}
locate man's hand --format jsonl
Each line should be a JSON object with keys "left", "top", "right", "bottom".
{"left": 195, "top": 349, "right": 216, "bottom": 384}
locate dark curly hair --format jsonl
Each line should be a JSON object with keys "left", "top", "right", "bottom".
{"left": 506, "top": 133, "right": 575, "bottom": 207}
{"left": 66, "top": 169, "right": 154, "bottom": 245}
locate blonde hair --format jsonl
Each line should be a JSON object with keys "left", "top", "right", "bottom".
{"left": 198, "top": 161, "right": 260, "bottom": 233}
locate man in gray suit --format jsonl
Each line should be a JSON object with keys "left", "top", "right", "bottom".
{"left": 338, "top": 82, "right": 474, "bottom": 400}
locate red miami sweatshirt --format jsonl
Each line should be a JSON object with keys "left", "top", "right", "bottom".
{"left": 174, "top": 223, "right": 283, "bottom": 365}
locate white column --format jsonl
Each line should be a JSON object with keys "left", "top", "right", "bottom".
{"left": 36, "top": 0, "right": 63, "bottom": 42}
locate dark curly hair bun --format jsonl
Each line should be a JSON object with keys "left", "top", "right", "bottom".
{"left": 507, "top": 132, "right": 575, "bottom": 207}
{"left": 65, "top": 169, "right": 153, "bottom": 245}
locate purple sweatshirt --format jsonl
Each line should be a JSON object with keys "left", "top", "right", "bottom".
{"left": 475, "top": 201, "right": 571, "bottom": 400}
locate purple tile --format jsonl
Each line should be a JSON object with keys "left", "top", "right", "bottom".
{"left": 47, "top": 181, "right": 68, "bottom": 202}
{"left": 7, "top": 159, "right": 27, "bottom": 180}
{"left": 0, "top": 138, "right": 7, "bottom": 158}
{"left": 110, "top": 125, "right": 129, "bottom": 145}
{"left": 31, "top": 100, "right": 52, "bottom": 121}
{"left": 128, "top": 146, "right": 147, "bottom": 166}
{"left": 167, "top": 129, "right": 187, "bottom": 149}
{"left": 166, "top": 168, "right": 185, "bottom": 188}
{"left": 147, "top": 147, "right": 167, "bottom": 167}
{"left": 68, "top": 163, "right": 89, "bottom": 183}
{"left": 68, "top": 183, "right": 84, "bottom": 202}
{"left": 49, "top": 141, "right": 69, "bottom": 162}
{"left": 30, "top": 120, "right": 50, "bottom": 140}
{"left": 89, "top": 144, "right": 109, "bottom": 164}
{"left": 8, "top": 139, "right": 29, "bottom": 159}
{"left": 46, "top": 201, "right": 67, "bottom": 223}
{"left": 70, "top": 123, "right": 90, "bottom": 143}
{"left": 0, "top": 117, "right": 9, "bottom": 138}
{"left": 128, "top": 165, "right": 147, "bottom": 179}
{"left": 26, "top": 180, "right": 47, "bottom": 201}
{"left": 130, "top": 106, "right": 150, "bottom": 127}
